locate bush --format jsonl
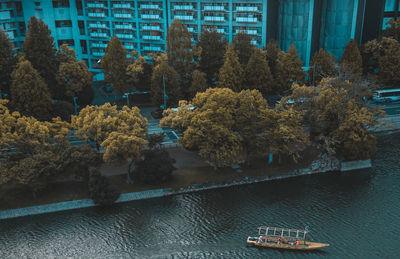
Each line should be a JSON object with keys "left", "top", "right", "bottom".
{"left": 51, "top": 100, "right": 74, "bottom": 121}
{"left": 88, "top": 169, "right": 120, "bottom": 206}
{"left": 133, "top": 149, "right": 176, "bottom": 184}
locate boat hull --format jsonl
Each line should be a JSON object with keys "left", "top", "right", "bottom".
{"left": 247, "top": 237, "right": 329, "bottom": 251}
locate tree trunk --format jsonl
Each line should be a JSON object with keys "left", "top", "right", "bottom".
{"left": 127, "top": 161, "right": 134, "bottom": 184}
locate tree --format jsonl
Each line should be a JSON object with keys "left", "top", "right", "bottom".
{"left": 309, "top": 48, "right": 337, "bottom": 85}
{"left": 340, "top": 39, "right": 363, "bottom": 78}
{"left": 101, "top": 35, "right": 130, "bottom": 95}
{"left": 244, "top": 48, "right": 274, "bottom": 95}
{"left": 217, "top": 45, "right": 243, "bottom": 91}
{"left": 275, "top": 44, "right": 306, "bottom": 94}
{"left": 10, "top": 57, "right": 52, "bottom": 119}
{"left": 233, "top": 31, "right": 254, "bottom": 67}
{"left": 126, "top": 51, "right": 146, "bottom": 89}
{"left": 56, "top": 45, "right": 92, "bottom": 100}
{"left": 188, "top": 69, "right": 208, "bottom": 98}
{"left": 382, "top": 18, "right": 400, "bottom": 42}
{"left": 151, "top": 60, "right": 181, "bottom": 108}
{"left": 72, "top": 103, "right": 148, "bottom": 183}
{"left": 166, "top": 19, "right": 194, "bottom": 84}
{"left": 22, "top": 17, "right": 58, "bottom": 98}
{"left": 263, "top": 40, "right": 283, "bottom": 80}
{"left": 51, "top": 100, "right": 74, "bottom": 122}
{"left": 0, "top": 28, "right": 17, "bottom": 98}
{"left": 133, "top": 149, "right": 176, "bottom": 184}
{"left": 197, "top": 28, "right": 228, "bottom": 86}
{"left": 88, "top": 169, "right": 120, "bottom": 205}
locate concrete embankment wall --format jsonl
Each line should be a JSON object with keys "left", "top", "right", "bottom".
{"left": 0, "top": 155, "right": 371, "bottom": 220}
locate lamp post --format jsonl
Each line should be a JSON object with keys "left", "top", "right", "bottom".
{"left": 123, "top": 92, "right": 133, "bottom": 107}
{"left": 72, "top": 96, "right": 79, "bottom": 115}
{"left": 162, "top": 75, "right": 167, "bottom": 110}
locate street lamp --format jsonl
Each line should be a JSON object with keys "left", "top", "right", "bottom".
{"left": 162, "top": 75, "right": 167, "bottom": 110}
{"left": 122, "top": 92, "right": 133, "bottom": 107}
{"left": 72, "top": 96, "right": 79, "bottom": 115}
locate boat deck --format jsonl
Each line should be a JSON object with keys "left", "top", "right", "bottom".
{"left": 247, "top": 236, "right": 329, "bottom": 251}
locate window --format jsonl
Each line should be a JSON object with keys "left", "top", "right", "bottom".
{"left": 55, "top": 20, "right": 72, "bottom": 27}
{"left": 80, "top": 40, "right": 87, "bottom": 54}
{"left": 78, "top": 20, "right": 85, "bottom": 35}
{"left": 35, "top": 2, "right": 41, "bottom": 7}
{"left": 52, "top": 0, "right": 70, "bottom": 8}
{"left": 58, "top": 39, "right": 74, "bottom": 46}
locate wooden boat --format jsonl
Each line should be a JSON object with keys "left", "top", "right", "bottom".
{"left": 247, "top": 226, "right": 329, "bottom": 251}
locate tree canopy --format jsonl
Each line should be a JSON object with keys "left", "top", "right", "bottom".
{"left": 151, "top": 59, "right": 181, "bottom": 108}
{"left": 197, "top": 28, "right": 228, "bottom": 86}
{"left": 309, "top": 48, "right": 337, "bottom": 85}
{"left": 0, "top": 28, "right": 17, "bottom": 97}
{"left": 217, "top": 45, "right": 243, "bottom": 91}
{"left": 22, "top": 17, "right": 58, "bottom": 99}
{"left": 10, "top": 57, "right": 52, "bottom": 119}
{"left": 101, "top": 35, "right": 130, "bottom": 95}
{"left": 340, "top": 39, "right": 363, "bottom": 78}
{"left": 189, "top": 69, "right": 208, "bottom": 98}
{"left": 244, "top": 48, "right": 274, "bottom": 95}
{"left": 233, "top": 32, "right": 254, "bottom": 67}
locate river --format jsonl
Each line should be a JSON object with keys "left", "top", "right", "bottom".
{"left": 1, "top": 133, "right": 400, "bottom": 258}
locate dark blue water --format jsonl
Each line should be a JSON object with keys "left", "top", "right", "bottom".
{"left": 1, "top": 133, "right": 400, "bottom": 258}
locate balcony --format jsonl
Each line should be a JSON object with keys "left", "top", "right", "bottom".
{"left": 174, "top": 15, "right": 193, "bottom": 21}
{"left": 204, "top": 6, "right": 225, "bottom": 11}
{"left": 236, "top": 29, "right": 258, "bottom": 35}
{"left": 143, "top": 46, "right": 162, "bottom": 52}
{"left": 87, "top": 3, "right": 105, "bottom": 9}
{"left": 87, "top": 12, "right": 106, "bottom": 18}
{"left": 92, "top": 51, "right": 105, "bottom": 56}
{"left": 141, "top": 14, "right": 160, "bottom": 20}
{"left": 141, "top": 5, "right": 159, "bottom": 10}
{"left": 90, "top": 32, "right": 108, "bottom": 38}
{"left": 114, "top": 13, "right": 132, "bottom": 19}
{"left": 114, "top": 24, "right": 134, "bottom": 30}
{"left": 116, "top": 33, "right": 134, "bottom": 39}
{"left": 89, "top": 23, "right": 107, "bottom": 29}
{"left": 187, "top": 27, "right": 195, "bottom": 33}
{"left": 91, "top": 43, "right": 107, "bottom": 48}
{"left": 204, "top": 16, "right": 225, "bottom": 22}
{"left": 236, "top": 6, "right": 258, "bottom": 12}
{"left": 142, "top": 25, "right": 161, "bottom": 31}
{"left": 174, "top": 5, "right": 193, "bottom": 10}
{"left": 236, "top": 17, "right": 258, "bottom": 23}
{"left": 217, "top": 28, "right": 225, "bottom": 33}
{"left": 113, "top": 3, "right": 131, "bottom": 9}
{"left": 142, "top": 35, "right": 161, "bottom": 41}
{"left": 251, "top": 40, "right": 258, "bottom": 45}
{"left": 0, "top": 11, "right": 11, "bottom": 20}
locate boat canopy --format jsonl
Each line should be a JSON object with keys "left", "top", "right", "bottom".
{"left": 257, "top": 226, "right": 309, "bottom": 241}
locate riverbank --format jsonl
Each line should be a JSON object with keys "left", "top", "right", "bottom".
{"left": 1, "top": 146, "right": 368, "bottom": 220}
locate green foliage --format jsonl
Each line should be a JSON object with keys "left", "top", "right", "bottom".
{"left": 276, "top": 44, "right": 306, "bottom": 94}
{"left": 148, "top": 133, "right": 165, "bottom": 149}
{"left": 0, "top": 28, "right": 17, "bottom": 97}
{"left": 101, "top": 35, "right": 130, "bottom": 95}
{"left": 51, "top": 100, "right": 74, "bottom": 122}
{"left": 382, "top": 18, "right": 400, "bottom": 42}
{"left": 133, "top": 149, "right": 176, "bottom": 184}
{"left": 188, "top": 69, "right": 208, "bottom": 98}
{"left": 217, "top": 45, "right": 243, "bottom": 91}
{"left": 88, "top": 169, "right": 120, "bottom": 206}
{"left": 309, "top": 48, "right": 337, "bottom": 85}
{"left": 263, "top": 40, "right": 282, "bottom": 79}
{"left": 22, "top": 17, "right": 58, "bottom": 99}
{"left": 56, "top": 44, "right": 92, "bottom": 98}
{"left": 167, "top": 19, "right": 194, "bottom": 82}
{"left": 151, "top": 60, "right": 181, "bottom": 107}
{"left": 76, "top": 83, "right": 94, "bottom": 107}
{"left": 10, "top": 57, "right": 52, "bottom": 119}
{"left": 198, "top": 28, "right": 228, "bottom": 86}
{"left": 233, "top": 32, "right": 254, "bottom": 67}
{"left": 126, "top": 52, "right": 146, "bottom": 88}
{"left": 340, "top": 39, "right": 363, "bottom": 78}
{"left": 244, "top": 48, "right": 274, "bottom": 95}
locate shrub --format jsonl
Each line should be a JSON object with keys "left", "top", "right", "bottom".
{"left": 88, "top": 169, "right": 120, "bottom": 206}
{"left": 133, "top": 149, "right": 176, "bottom": 184}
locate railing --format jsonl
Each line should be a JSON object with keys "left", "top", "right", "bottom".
{"left": 142, "top": 25, "right": 161, "bottom": 31}
{"left": 113, "top": 3, "right": 131, "bottom": 9}
{"left": 236, "top": 29, "right": 258, "bottom": 35}
{"left": 115, "top": 24, "right": 133, "bottom": 29}
{"left": 174, "top": 15, "right": 193, "bottom": 21}
{"left": 92, "top": 52, "right": 105, "bottom": 56}
{"left": 236, "top": 6, "right": 258, "bottom": 12}
{"left": 236, "top": 17, "right": 258, "bottom": 23}
{"left": 142, "top": 35, "right": 161, "bottom": 41}
{"left": 187, "top": 27, "right": 195, "bottom": 33}
{"left": 251, "top": 40, "right": 258, "bottom": 45}
{"left": 143, "top": 46, "right": 162, "bottom": 52}
{"left": 141, "top": 14, "right": 160, "bottom": 20}
{"left": 90, "top": 32, "right": 108, "bottom": 38}
{"left": 89, "top": 23, "right": 107, "bottom": 28}
{"left": 217, "top": 28, "right": 225, "bottom": 33}
{"left": 87, "top": 12, "right": 106, "bottom": 18}
{"left": 91, "top": 43, "right": 107, "bottom": 48}
{"left": 203, "top": 6, "right": 225, "bottom": 11}
{"left": 116, "top": 33, "right": 134, "bottom": 39}
{"left": 204, "top": 16, "right": 225, "bottom": 22}
{"left": 141, "top": 5, "right": 159, "bottom": 10}
{"left": 114, "top": 13, "right": 132, "bottom": 19}
{"left": 125, "top": 45, "right": 136, "bottom": 50}
{"left": 174, "top": 5, "right": 193, "bottom": 10}
{"left": 87, "top": 3, "right": 105, "bottom": 8}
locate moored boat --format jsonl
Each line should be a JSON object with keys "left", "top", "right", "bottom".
{"left": 247, "top": 226, "right": 329, "bottom": 251}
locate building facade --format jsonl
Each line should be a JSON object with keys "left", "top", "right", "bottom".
{"left": 0, "top": 0, "right": 388, "bottom": 80}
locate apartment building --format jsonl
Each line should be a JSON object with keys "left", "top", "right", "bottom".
{"left": 0, "top": 0, "right": 387, "bottom": 80}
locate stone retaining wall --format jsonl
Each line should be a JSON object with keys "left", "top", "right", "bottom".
{"left": 0, "top": 155, "right": 367, "bottom": 220}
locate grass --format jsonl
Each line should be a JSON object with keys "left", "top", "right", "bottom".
{"left": 0, "top": 149, "right": 318, "bottom": 211}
